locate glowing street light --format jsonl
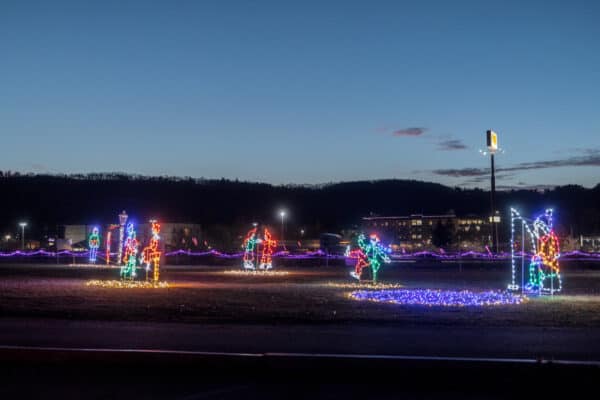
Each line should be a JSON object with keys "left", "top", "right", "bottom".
{"left": 18, "top": 222, "right": 27, "bottom": 250}
{"left": 279, "top": 210, "right": 286, "bottom": 250}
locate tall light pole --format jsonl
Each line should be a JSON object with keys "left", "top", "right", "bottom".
{"left": 486, "top": 130, "right": 499, "bottom": 254}
{"left": 279, "top": 210, "right": 286, "bottom": 250}
{"left": 19, "top": 222, "right": 27, "bottom": 250}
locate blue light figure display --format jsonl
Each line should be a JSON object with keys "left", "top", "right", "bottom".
{"left": 88, "top": 227, "right": 100, "bottom": 264}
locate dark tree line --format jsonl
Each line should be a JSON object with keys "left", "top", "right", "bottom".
{"left": 1, "top": 173, "right": 599, "bottom": 240}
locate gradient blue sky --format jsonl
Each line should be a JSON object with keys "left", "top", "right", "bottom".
{"left": 1, "top": 0, "right": 599, "bottom": 188}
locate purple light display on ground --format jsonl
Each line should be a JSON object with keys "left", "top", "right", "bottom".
{"left": 350, "top": 289, "right": 526, "bottom": 307}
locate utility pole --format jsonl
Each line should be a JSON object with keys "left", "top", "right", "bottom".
{"left": 486, "top": 130, "right": 499, "bottom": 254}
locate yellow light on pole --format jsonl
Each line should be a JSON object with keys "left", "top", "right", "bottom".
{"left": 486, "top": 130, "right": 498, "bottom": 154}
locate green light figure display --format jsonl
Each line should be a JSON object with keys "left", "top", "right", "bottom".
{"left": 354, "top": 233, "right": 391, "bottom": 283}
{"left": 120, "top": 223, "right": 139, "bottom": 280}
{"left": 88, "top": 227, "right": 100, "bottom": 264}
{"left": 243, "top": 227, "right": 258, "bottom": 269}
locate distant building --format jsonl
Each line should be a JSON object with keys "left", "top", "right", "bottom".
{"left": 580, "top": 235, "right": 600, "bottom": 252}
{"left": 361, "top": 214, "right": 489, "bottom": 250}
{"left": 61, "top": 222, "right": 202, "bottom": 251}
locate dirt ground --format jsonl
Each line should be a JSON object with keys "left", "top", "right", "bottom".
{"left": 1, "top": 262, "right": 599, "bottom": 327}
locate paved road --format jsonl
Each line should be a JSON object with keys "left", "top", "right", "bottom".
{"left": 1, "top": 317, "right": 599, "bottom": 362}
{"left": 2, "top": 318, "right": 599, "bottom": 399}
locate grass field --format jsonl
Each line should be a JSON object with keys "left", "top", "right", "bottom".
{"left": 1, "top": 262, "right": 599, "bottom": 327}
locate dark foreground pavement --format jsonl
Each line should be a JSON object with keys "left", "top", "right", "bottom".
{"left": 1, "top": 345, "right": 597, "bottom": 399}
{"left": 1, "top": 318, "right": 599, "bottom": 399}
{"left": 1, "top": 318, "right": 600, "bottom": 361}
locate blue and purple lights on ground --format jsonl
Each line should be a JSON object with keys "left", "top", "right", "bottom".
{"left": 349, "top": 289, "right": 526, "bottom": 307}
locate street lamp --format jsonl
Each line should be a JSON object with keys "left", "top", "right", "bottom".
{"left": 279, "top": 210, "right": 286, "bottom": 250}
{"left": 18, "top": 222, "right": 27, "bottom": 250}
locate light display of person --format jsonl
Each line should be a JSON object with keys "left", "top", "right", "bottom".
{"left": 258, "top": 228, "right": 276, "bottom": 270}
{"left": 120, "top": 223, "right": 139, "bottom": 280}
{"left": 88, "top": 227, "right": 100, "bottom": 264}
{"left": 243, "top": 227, "right": 258, "bottom": 270}
{"left": 509, "top": 208, "right": 562, "bottom": 294}
{"left": 141, "top": 220, "right": 161, "bottom": 283}
{"left": 348, "top": 233, "right": 391, "bottom": 283}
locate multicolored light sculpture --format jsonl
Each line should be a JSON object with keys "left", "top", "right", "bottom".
{"left": 141, "top": 220, "right": 161, "bottom": 282}
{"left": 117, "top": 210, "right": 128, "bottom": 265}
{"left": 350, "top": 289, "right": 526, "bottom": 307}
{"left": 347, "top": 233, "right": 391, "bottom": 283}
{"left": 259, "top": 228, "right": 276, "bottom": 270}
{"left": 242, "top": 227, "right": 258, "bottom": 269}
{"left": 105, "top": 224, "right": 119, "bottom": 265}
{"left": 88, "top": 227, "right": 100, "bottom": 264}
{"left": 120, "top": 223, "right": 138, "bottom": 280}
{"left": 509, "top": 208, "right": 562, "bottom": 294}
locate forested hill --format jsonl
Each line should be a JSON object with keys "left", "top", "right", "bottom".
{"left": 1, "top": 173, "right": 599, "bottom": 236}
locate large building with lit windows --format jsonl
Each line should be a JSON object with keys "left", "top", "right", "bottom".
{"left": 361, "top": 214, "right": 489, "bottom": 250}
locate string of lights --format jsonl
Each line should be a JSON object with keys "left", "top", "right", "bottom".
{"left": 509, "top": 208, "right": 562, "bottom": 294}
{"left": 0, "top": 248, "right": 597, "bottom": 260}
{"left": 242, "top": 227, "right": 258, "bottom": 269}
{"left": 349, "top": 289, "right": 527, "bottom": 307}
{"left": 223, "top": 270, "right": 289, "bottom": 276}
{"left": 141, "top": 220, "right": 161, "bottom": 282}
{"left": 86, "top": 280, "right": 169, "bottom": 289}
{"left": 259, "top": 228, "right": 276, "bottom": 270}
{"left": 346, "top": 233, "right": 391, "bottom": 283}
{"left": 88, "top": 227, "right": 100, "bottom": 264}
{"left": 120, "top": 223, "right": 139, "bottom": 280}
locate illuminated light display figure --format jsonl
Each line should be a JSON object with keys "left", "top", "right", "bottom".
{"left": 346, "top": 241, "right": 370, "bottom": 281}
{"left": 105, "top": 224, "right": 119, "bottom": 265}
{"left": 141, "top": 220, "right": 161, "bottom": 282}
{"left": 88, "top": 227, "right": 100, "bottom": 264}
{"left": 258, "top": 228, "right": 276, "bottom": 270}
{"left": 242, "top": 227, "right": 258, "bottom": 270}
{"left": 120, "top": 223, "right": 139, "bottom": 280}
{"left": 509, "top": 208, "right": 561, "bottom": 294}
{"left": 117, "top": 210, "right": 128, "bottom": 265}
{"left": 348, "top": 233, "right": 391, "bottom": 283}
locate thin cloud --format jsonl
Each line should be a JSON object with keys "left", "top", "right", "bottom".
{"left": 432, "top": 149, "right": 600, "bottom": 177}
{"left": 392, "top": 127, "right": 427, "bottom": 137}
{"left": 432, "top": 167, "right": 488, "bottom": 177}
{"left": 437, "top": 139, "right": 468, "bottom": 151}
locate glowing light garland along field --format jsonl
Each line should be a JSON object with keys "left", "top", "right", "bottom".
{"left": 86, "top": 280, "right": 169, "bottom": 288}
{"left": 349, "top": 289, "right": 526, "bottom": 307}
{"left": 223, "top": 270, "right": 290, "bottom": 276}
{"left": 327, "top": 282, "right": 403, "bottom": 290}
{"left": 0, "top": 249, "right": 598, "bottom": 260}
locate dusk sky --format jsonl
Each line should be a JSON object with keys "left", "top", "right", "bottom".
{"left": 1, "top": 0, "right": 599, "bottom": 188}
